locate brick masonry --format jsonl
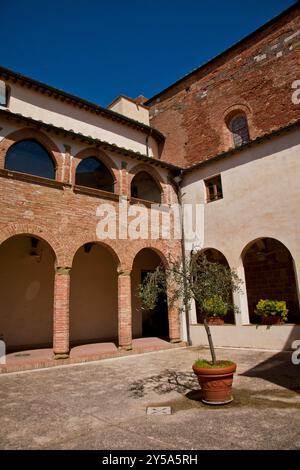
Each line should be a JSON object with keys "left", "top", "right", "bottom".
{"left": 147, "top": 5, "right": 300, "bottom": 166}
{"left": 0, "top": 124, "right": 181, "bottom": 355}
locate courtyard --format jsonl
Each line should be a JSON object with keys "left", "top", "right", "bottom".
{"left": 0, "top": 346, "right": 299, "bottom": 450}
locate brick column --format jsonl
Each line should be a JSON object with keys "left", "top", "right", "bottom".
{"left": 167, "top": 285, "right": 181, "bottom": 343}
{"left": 118, "top": 271, "right": 132, "bottom": 350}
{"left": 61, "top": 144, "right": 71, "bottom": 183}
{"left": 53, "top": 266, "right": 71, "bottom": 358}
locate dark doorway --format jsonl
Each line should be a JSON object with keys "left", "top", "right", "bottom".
{"left": 141, "top": 270, "right": 169, "bottom": 338}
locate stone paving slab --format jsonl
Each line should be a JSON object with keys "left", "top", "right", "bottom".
{"left": 0, "top": 347, "right": 299, "bottom": 450}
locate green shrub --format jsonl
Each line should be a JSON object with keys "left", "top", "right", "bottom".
{"left": 255, "top": 299, "right": 288, "bottom": 322}
{"left": 202, "top": 295, "right": 229, "bottom": 317}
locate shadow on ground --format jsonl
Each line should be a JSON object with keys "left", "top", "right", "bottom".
{"left": 128, "top": 369, "right": 198, "bottom": 398}
{"left": 128, "top": 366, "right": 300, "bottom": 412}
{"left": 241, "top": 351, "right": 300, "bottom": 392}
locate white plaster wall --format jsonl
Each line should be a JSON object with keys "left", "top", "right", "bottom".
{"left": 190, "top": 324, "right": 300, "bottom": 351}
{"left": 8, "top": 83, "right": 159, "bottom": 158}
{"left": 182, "top": 129, "right": 300, "bottom": 348}
{"left": 182, "top": 129, "right": 300, "bottom": 274}
{"left": 108, "top": 97, "right": 150, "bottom": 126}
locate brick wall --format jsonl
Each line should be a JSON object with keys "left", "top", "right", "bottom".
{"left": 147, "top": 5, "right": 300, "bottom": 166}
{"left": 0, "top": 123, "right": 182, "bottom": 352}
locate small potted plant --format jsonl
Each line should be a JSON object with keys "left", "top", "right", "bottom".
{"left": 203, "top": 295, "right": 229, "bottom": 325}
{"left": 255, "top": 299, "right": 288, "bottom": 325}
{"left": 139, "top": 253, "right": 242, "bottom": 405}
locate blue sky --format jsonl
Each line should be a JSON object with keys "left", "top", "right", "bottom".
{"left": 1, "top": 0, "right": 296, "bottom": 106}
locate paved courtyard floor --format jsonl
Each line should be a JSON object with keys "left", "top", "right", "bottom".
{"left": 0, "top": 346, "right": 299, "bottom": 450}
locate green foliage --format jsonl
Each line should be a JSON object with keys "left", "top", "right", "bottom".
{"left": 203, "top": 295, "right": 229, "bottom": 317}
{"left": 139, "top": 253, "right": 242, "bottom": 318}
{"left": 194, "top": 359, "right": 235, "bottom": 368}
{"left": 255, "top": 299, "right": 288, "bottom": 322}
{"left": 138, "top": 267, "right": 166, "bottom": 311}
{"left": 138, "top": 252, "right": 243, "bottom": 365}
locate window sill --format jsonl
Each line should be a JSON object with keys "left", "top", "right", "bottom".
{"left": 0, "top": 168, "right": 69, "bottom": 189}
{"left": 73, "top": 184, "right": 120, "bottom": 201}
{"left": 206, "top": 197, "right": 223, "bottom": 203}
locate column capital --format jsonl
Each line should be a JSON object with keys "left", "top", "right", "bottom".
{"left": 117, "top": 268, "right": 131, "bottom": 277}
{"left": 55, "top": 266, "right": 71, "bottom": 275}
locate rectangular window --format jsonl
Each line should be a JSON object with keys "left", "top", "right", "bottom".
{"left": 204, "top": 175, "right": 223, "bottom": 202}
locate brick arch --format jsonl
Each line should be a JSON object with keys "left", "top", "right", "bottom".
{"left": 69, "top": 235, "right": 123, "bottom": 270}
{"left": 129, "top": 243, "right": 169, "bottom": 271}
{"left": 222, "top": 104, "right": 253, "bottom": 149}
{"left": 128, "top": 163, "right": 167, "bottom": 204}
{"left": 0, "top": 128, "right": 63, "bottom": 181}
{"left": 72, "top": 147, "right": 120, "bottom": 193}
{"left": 193, "top": 246, "right": 231, "bottom": 266}
{"left": 0, "top": 223, "right": 66, "bottom": 266}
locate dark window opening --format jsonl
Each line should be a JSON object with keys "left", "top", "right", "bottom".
{"left": 0, "top": 80, "right": 10, "bottom": 107}
{"left": 5, "top": 139, "right": 55, "bottom": 179}
{"left": 75, "top": 157, "right": 114, "bottom": 192}
{"left": 130, "top": 171, "right": 161, "bottom": 203}
{"left": 229, "top": 114, "right": 250, "bottom": 147}
{"left": 205, "top": 175, "right": 223, "bottom": 202}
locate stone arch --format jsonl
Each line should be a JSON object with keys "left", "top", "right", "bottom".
{"left": 72, "top": 147, "right": 120, "bottom": 193}
{"left": 0, "top": 128, "right": 63, "bottom": 181}
{"left": 242, "top": 237, "right": 299, "bottom": 323}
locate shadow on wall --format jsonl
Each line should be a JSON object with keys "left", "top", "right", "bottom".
{"left": 241, "top": 325, "right": 300, "bottom": 391}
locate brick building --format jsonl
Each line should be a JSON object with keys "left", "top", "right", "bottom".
{"left": 0, "top": 3, "right": 299, "bottom": 364}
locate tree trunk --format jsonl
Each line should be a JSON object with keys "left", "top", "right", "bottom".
{"left": 203, "top": 317, "right": 217, "bottom": 363}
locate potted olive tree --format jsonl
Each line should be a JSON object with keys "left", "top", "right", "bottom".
{"left": 139, "top": 252, "right": 242, "bottom": 405}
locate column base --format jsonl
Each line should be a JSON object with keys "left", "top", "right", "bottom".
{"left": 53, "top": 352, "right": 69, "bottom": 360}
{"left": 118, "top": 344, "right": 132, "bottom": 351}
{"left": 170, "top": 338, "right": 182, "bottom": 344}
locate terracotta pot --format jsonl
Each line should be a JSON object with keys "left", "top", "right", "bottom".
{"left": 207, "top": 317, "right": 225, "bottom": 325}
{"left": 261, "top": 316, "right": 283, "bottom": 325}
{"left": 192, "top": 362, "right": 236, "bottom": 404}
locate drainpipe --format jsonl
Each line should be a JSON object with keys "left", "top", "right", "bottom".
{"left": 171, "top": 171, "right": 192, "bottom": 346}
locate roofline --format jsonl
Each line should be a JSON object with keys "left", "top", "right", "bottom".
{"left": 107, "top": 95, "right": 149, "bottom": 111}
{"left": 0, "top": 65, "right": 164, "bottom": 142}
{"left": 1, "top": 109, "right": 299, "bottom": 175}
{"left": 0, "top": 109, "right": 178, "bottom": 171}
{"left": 182, "top": 118, "right": 300, "bottom": 174}
{"left": 145, "top": 2, "right": 300, "bottom": 105}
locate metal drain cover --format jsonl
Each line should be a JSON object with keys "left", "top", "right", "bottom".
{"left": 146, "top": 406, "right": 171, "bottom": 415}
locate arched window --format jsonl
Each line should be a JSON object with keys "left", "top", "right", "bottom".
{"left": 75, "top": 157, "right": 114, "bottom": 192}
{"left": 131, "top": 171, "right": 161, "bottom": 203}
{"left": 0, "top": 80, "right": 10, "bottom": 107}
{"left": 5, "top": 139, "right": 55, "bottom": 179}
{"left": 228, "top": 113, "right": 250, "bottom": 147}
